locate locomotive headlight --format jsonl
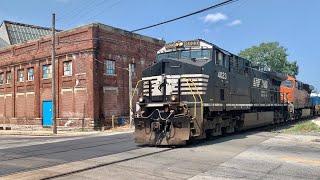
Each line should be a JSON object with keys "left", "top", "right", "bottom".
{"left": 175, "top": 41, "right": 184, "bottom": 48}
{"left": 138, "top": 97, "right": 144, "bottom": 103}
{"left": 170, "top": 95, "right": 177, "bottom": 102}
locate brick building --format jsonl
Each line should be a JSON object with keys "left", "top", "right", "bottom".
{"left": 0, "top": 21, "right": 164, "bottom": 129}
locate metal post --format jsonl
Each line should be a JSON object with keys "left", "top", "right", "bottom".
{"left": 129, "top": 63, "right": 133, "bottom": 128}
{"left": 112, "top": 115, "right": 115, "bottom": 129}
{"left": 52, "top": 13, "right": 57, "bottom": 134}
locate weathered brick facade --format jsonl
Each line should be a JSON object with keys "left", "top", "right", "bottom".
{"left": 0, "top": 23, "right": 164, "bottom": 129}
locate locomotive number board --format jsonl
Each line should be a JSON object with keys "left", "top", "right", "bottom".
{"left": 165, "top": 40, "right": 201, "bottom": 49}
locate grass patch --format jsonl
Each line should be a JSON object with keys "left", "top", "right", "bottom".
{"left": 283, "top": 120, "right": 320, "bottom": 134}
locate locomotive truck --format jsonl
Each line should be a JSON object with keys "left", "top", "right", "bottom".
{"left": 133, "top": 39, "right": 313, "bottom": 145}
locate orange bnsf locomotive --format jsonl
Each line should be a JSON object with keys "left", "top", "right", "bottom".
{"left": 133, "top": 39, "right": 314, "bottom": 146}
{"left": 280, "top": 75, "right": 313, "bottom": 119}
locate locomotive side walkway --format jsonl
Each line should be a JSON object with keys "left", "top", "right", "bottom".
{"left": 1, "top": 123, "right": 320, "bottom": 180}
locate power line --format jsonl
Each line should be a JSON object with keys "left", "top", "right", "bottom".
{"left": 82, "top": 0, "right": 123, "bottom": 23}
{"left": 56, "top": 0, "right": 96, "bottom": 22}
{"left": 59, "top": 0, "right": 110, "bottom": 28}
{"left": 131, "top": 0, "right": 240, "bottom": 32}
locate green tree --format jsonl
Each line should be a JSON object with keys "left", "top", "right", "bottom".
{"left": 238, "top": 42, "right": 299, "bottom": 76}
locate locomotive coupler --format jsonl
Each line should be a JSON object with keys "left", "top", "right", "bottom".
{"left": 134, "top": 106, "right": 191, "bottom": 145}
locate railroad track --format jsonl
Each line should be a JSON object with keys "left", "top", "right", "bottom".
{"left": 0, "top": 134, "right": 138, "bottom": 177}
{"left": 0, "top": 136, "right": 133, "bottom": 162}
{"left": 42, "top": 147, "right": 173, "bottom": 180}
{"left": 1, "top": 117, "right": 316, "bottom": 179}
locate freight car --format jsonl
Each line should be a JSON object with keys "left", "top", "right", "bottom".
{"left": 310, "top": 93, "right": 320, "bottom": 116}
{"left": 133, "top": 39, "right": 309, "bottom": 145}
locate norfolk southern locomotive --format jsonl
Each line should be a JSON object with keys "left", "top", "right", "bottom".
{"left": 133, "top": 39, "right": 313, "bottom": 145}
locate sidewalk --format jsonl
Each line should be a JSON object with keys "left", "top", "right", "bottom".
{"left": 0, "top": 126, "right": 134, "bottom": 137}
{"left": 190, "top": 133, "right": 320, "bottom": 180}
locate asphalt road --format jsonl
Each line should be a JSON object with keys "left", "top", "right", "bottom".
{"left": 0, "top": 133, "right": 138, "bottom": 177}
{"left": 1, "top": 129, "right": 320, "bottom": 180}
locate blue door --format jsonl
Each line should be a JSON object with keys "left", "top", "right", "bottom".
{"left": 42, "top": 100, "right": 53, "bottom": 127}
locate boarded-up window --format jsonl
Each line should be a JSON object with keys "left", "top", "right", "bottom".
{"left": 26, "top": 92, "right": 35, "bottom": 118}
{"left": 74, "top": 88, "right": 87, "bottom": 118}
{"left": 74, "top": 54, "right": 86, "bottom": 75}
{"left": 5, "top": 94, "right": 13, "bottom": 118}
{"left": 0, "top": 95, "right": 4, "bottom": 118}
{"left": 103, "top": 87, "right": 119, "bottom": 117}
{"left": 61, "top": 88, "right": 73, "bottom": 118}
{"left": 16, "top": 93, "right": 26, "bottom": 117}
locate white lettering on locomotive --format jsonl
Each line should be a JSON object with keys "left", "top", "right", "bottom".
{"left": 217, "top": 72, "right": 227, "bottom": 80}
{"left": 253, "top": 77, "right": 268, "bottom": 89}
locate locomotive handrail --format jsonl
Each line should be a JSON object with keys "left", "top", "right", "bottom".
{"left": 184, "top": 78, "right": 204, "bottom": 120}
{"left": 190, "top": 79, "right": 204, "bottom": 116}
{"left": 185, "top": 79, "right": 198, "bottom": 119}
{"left": 130, "top": 79, "right": 143, "bottom": 112}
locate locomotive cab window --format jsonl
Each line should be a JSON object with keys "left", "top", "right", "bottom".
{"left": 215, "top": 51, "right": 229, "bottom": 69}
{"left": 157, "top": 49, "right": 211, "bottom": 61}
{"left": 281, "top": 80, "right": 293, "bottom": 88}
{"left": 216, "top": 51, "right": 224, "bottom": 66}
{"left": 224, "top": 55, "right": 229, "bottom": 69}
{"left": 298, "top": 82, "right": 303, "bottom": 90}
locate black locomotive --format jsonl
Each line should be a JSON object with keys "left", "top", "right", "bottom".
{"left": 133, "top": 39, "right": 306, "bottom": 145}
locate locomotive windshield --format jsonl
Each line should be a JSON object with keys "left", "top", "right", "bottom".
{"left": 157, "top": 49, "right": 211, "bottom": 61}
{"left": 281, "top": 80, "right": 293, "bottom": 88}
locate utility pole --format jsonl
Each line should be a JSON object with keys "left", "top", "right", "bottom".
{"left": 128, "top": 63, "right": 133, "bottom": 128}
{"left": 52, "top": 13, "right": 57, "bottom": 134}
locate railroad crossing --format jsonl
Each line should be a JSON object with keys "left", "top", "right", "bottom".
{"left": 1, "top": 125, "right": 319, "bottom": 180}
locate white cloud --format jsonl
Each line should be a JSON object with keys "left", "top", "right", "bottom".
{"left": 203, "top": 13, "right": 228, "bottom": 23}
{"left": 227, "top": 19, "right": 242, "bottom": 26}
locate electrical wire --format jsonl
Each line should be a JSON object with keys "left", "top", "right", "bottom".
{"left": 81, "top": 0, "right": 123, "bottom": 24}
{"left": 131, "top": 0, "right": 240, "bottom": 32}
{"left": 59, "top": 0, "right": 110, "bottom": 28}
{"left": 56, "top": 0, "right": 96, "bottom": 22}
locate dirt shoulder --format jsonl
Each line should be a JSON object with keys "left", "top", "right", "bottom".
{"left": 277, "top": 117, "right": 320, "bottom": 136}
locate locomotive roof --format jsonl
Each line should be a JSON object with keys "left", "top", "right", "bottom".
{"left": 158, "top": 39, "right": 232, "bottom": 56}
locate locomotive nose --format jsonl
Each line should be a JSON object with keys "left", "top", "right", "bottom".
{"left": 134, "top": 114, "right": 191, "bottom": 146}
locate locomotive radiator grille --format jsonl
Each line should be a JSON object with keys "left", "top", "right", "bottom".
{"left": 142, "top": 74, "right": 209, "bottom": 96}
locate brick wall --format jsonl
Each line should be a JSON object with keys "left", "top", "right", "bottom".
{"left": 0, "top": 23, "right": 164, "bottom": 129}
{"left": 92, "top": 24, "right": 164, "bottom": 126}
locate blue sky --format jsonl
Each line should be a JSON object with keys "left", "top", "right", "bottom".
{"left": 1, "top": 0, "right": 319, "bottom": 89}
